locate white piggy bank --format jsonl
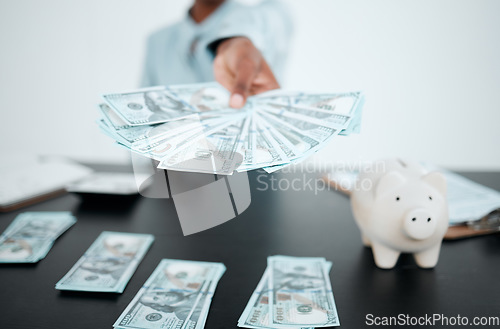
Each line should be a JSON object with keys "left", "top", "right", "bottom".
{"left": 351, "top": 159, "right": 448, "bottom": 269}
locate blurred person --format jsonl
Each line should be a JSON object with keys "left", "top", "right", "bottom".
{"left": 138, "top": 0, "right": 292, "bottom": 231}
{"left": 141, "top": 0, "right": 293, "bottom": 108}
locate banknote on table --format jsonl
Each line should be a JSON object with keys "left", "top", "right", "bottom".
{"left": 238, "top": 260, "right": 333, "bottom": 329}
{"left": 56, "top": 231, "right": 154, "bottom": 293}
{"left": 267, "top": 256, "right": 339, "bottom": 328}
{"left": 99, "top": 82, "right": 364, "bottom": 174}
{"left": 0, "top": 212, "right": 76, "bottom": 263}
{"left": 114, "top": 259, "right": 226, "bottom": 329}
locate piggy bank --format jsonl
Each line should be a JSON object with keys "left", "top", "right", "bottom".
{"left": 351, "top": 159, "right": 448, "bottom": 269}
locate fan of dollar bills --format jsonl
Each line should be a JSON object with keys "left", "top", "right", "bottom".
{"left": 98, "top": 82, "right": 364, "bottom": 175}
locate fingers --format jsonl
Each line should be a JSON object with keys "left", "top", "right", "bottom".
{"left": 249, "top": 60, "right": 280, "bottom": 94}
{"left": 213, "top": 55, "right": 233, "bottom": 90}
{"left": 212, "top": 37, "right": 279, "bottom": 108}
{"left": 229, "top": 94, "right": 245, "bottom": 109}
{"left": 213, "top": 47, "right": 254, "bottom": 108}
{"left": 229, "top": 58, "right": 258, "bottom": 108}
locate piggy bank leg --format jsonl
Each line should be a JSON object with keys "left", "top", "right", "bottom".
{"left": 413, "top": 243, "right": 442, "bottom": 268}
{"left": 361, "top": 233, "right": 371, "bottom": 247}
{"left": 371, "top": 242, "right": 400, "bottom": 269}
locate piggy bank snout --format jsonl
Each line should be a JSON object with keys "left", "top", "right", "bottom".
{"left": 403, "top": 208, "right": 437, "bottom": 240}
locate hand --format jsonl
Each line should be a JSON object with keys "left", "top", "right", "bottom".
{"left": 213, "top": 37, "right": 280, "bottom": 108}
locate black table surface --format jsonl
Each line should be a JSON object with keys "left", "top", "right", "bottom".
{"left": 0, "top": 168, "right": 499, "bottom": 329}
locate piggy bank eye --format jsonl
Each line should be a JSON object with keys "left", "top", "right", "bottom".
{"left": 396, "top": 196, "right": 400, "bottom": 201}
{"left": 429, "top": 196, "right": 433, "bottom": 200}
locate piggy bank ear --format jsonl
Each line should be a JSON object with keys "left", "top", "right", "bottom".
{"left": 375, "top": 171, "right": 406, "bottom": 197}
{"left": 422, "top": 171, "right": 446, "bottom": 195}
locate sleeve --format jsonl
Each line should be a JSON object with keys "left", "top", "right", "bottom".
{"left": 206, "top": 0, "right": 294, "bottom": 82}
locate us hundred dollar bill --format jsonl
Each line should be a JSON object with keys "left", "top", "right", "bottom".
{"left": 114, "top": 259, "right": 226, "bottom": 329}
{"left": 268, "top": 256, "right": 340, "bottom": 327}
{"left": 102, "top": 87, "right": 197, "bottom": 126}
{"left": 238, "top": 261, "right": 333, "bottom": 329}
{"left": 99, "top": 82, "right": 365, "bottom": 174}
{"left": 0, "top": 212, "right": 76, "bottom": 263}
{"left": 56, "top": 231, "right": 154, "bottom": 292}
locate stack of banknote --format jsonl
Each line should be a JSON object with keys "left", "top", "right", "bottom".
{"left": 98, "top": 82, "right": 364, "bottom": 175}
{"left": 113, "top": 259, "right": 226, "bottom": 329}
{"left": 238, "top": 255, "right": 339, "bottom": 328}
{"left": 56, "top": 231, "right": 154, "bottom": 293}
{"left": 0, "top": 212, "right": 76, "bottom": 263}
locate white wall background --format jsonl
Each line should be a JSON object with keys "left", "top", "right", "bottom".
{"left": 0, "top": 0, "right": 499, "bottom": 170}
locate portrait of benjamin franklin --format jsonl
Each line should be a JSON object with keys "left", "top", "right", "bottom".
{"left": 139, "top": 291, "right": 201, "bottom": 321}
{"left": 0, "top": 239, "right": 32, "bottom": 260}
{"left": 273, "top": 269, "right": 325, "bottom": 290}
{"left": 80, "top": 258, "right": 131, "bottom": 280}
{"left": 12, "top": 220, "right": 55, "bottom": 239}
{"left": 143, "top": 91, "right": 186, "bottom": 121}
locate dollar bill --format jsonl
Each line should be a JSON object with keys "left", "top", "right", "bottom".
{"left": 131, "top": 115, "right": 242, "bottom": 157}
{"left": 157, "top": 114, "right": 247, "bottom": 174}
{"left": 237, "top": 114, "right": 290, "bottom": 171}
{"left": 238, "top": 261, "right": 333, "bottom": 329}
{"left": 257, "top": 109, "right": 340, "bottom": 143}
{"left": 99, "top": 102, "right": 134, "bottom": 130}
{"left": 159, "top": 117, "right": 247, "bottom": 175}
{"left": 100, "top": 103, "right": 240, "bottom": 148}
{"left": 113, "top": 259, "right": 225, "bottom": 329}
{"left": 166, "top": 82, "right": 238, "bottom": 113}
{"left": 102, "top": 87, "right": 197, "bottom": 126}
{"left": 55, "top": 231, "right": 154, "bottom": 293}
{"left": 254, "top": 115, "right": 302, "bottom": 161}
{"left": 259, "top": 104, "right": 350, "bottom": 130}
{"left": 267, "top": 256, "right": 339, "bottom": 327}
{"left": 254, "top": 109, "right": 342, "bottom": 174}
{"left": 255, "top": 111, "right": 331, "bottom": 155}
{"left": 255, "top": 92, "right": 361, "bottom": 116}
{"left": 255, "top": 92, "right": 364, "bottom": 135}
{"left": 99, "top": 82, "right": 365, "bottom": 174}
{"left": 238, "top": 114, "right": 254, "bottom": 165}
{"left": 0, "top": 212, "right": 76, "bottom": 263}
{"left": 261, "top": 107, "right": 343, "bottom": 173}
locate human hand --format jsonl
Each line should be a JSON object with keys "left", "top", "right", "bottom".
{"left": 213, "top": 37, "right": 280, "bottom": 108}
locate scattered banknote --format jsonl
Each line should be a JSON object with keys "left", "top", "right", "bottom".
{"left": 114, "top": 259, "right": 226, "bottom": 329}
{"left": 0, "top": 212, "right": 76, "bottom": 263}
{"left": 99, "top": 82, "right": 364, "bottom": 175}
{"left": 238, "top": 256, "right": 339, "bottom": 328}
{"left": 55, "top": 231, "right": 154, "bottom": 293}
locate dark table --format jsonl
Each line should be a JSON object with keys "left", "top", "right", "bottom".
{"left": 0, "top": 169, "right": 499, "bottom": 329}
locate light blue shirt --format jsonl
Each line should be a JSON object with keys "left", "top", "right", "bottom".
{"left": 141, "top": 0, "right": 293, "bottom": 87}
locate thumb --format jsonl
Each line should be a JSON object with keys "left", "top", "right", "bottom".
{"left": 229, "top": 59, "right": 257, "bottom": 109}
